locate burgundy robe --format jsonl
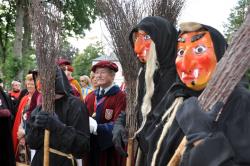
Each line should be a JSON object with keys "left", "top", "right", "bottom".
{"left": 85, "top": 85, "right": 126, "bottom": 166}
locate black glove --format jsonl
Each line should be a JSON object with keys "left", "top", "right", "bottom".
{"left": 33, "top": 111, "right": 65, "bottom": 132}
{"left": 176, "top": 97, "right": 223, "bottom": 145}
{"left": 112, "top": 111, "right": 128, "bottom": 157}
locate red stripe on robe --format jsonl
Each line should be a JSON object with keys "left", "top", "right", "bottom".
{"left": 12, "top": 95, "right": 30, "bottom": 153}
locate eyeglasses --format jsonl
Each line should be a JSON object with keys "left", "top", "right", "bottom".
{"left": 80, "top": 80, "right": 87, "bottom": 82}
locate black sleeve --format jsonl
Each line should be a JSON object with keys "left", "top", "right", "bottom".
{"left": 26, "top": 107, "right": 44, "bottom": 149}
{"left": 181, "top": 132, "right": 235, "bottom": 166}
{"left": 181, "top": 86, "right": 250, "bottom": 166}
{"left": 27, "top": 99, "right": 90, "bottom": 158}
{"left": 51, "top": 98, "right": 90, "bottom": 158}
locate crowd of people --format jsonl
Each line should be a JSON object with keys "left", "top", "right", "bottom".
{"left": 0, "top": 15, "right": 249, "bottom": 166}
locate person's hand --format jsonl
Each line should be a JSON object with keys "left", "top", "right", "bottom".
{"left": 112, "top": 111, "right": 128, "bottom": 157}
{"left": 176, "top": 97, "right": 223, "bottom": 145}
{"left": 17, "top": 125, "right": 25, "bottom": 140}
{"left": 33, "top": 111, "right": 64, "bottom": 132}
{"left": 89, "top": 117, "right": 98, "bottom": 135}
{"left": 0, "top": 109, "right": 11, "bottom": 117}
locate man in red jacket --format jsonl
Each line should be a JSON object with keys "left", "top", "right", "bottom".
{"left": 85, "top": 60, "right": 126, "bottom": 166}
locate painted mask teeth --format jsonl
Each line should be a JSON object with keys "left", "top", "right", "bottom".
{"left": 193, "top": 69, "right": 199, "bottom": 78}
{"left": 181, "top": 72, "right": 186, "bottom": 79}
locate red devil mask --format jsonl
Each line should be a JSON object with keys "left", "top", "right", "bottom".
{"left": 176, "top": 31, "right": 217, "bottom": 91}
{"left": 133, "top": 30, "right": 152, "bottom": 63}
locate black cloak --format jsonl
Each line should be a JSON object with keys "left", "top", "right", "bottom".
{"left": 0, "top": 87, "right": 15, "bottom": 166}
{"left": 128, "top": 17, "right": 178, "bottom": 156}
{"left": 145, "top": 24, "right": 230, "bottom": 165}
{"left": 27, "top": 67, "right": 90, "bottom": 166}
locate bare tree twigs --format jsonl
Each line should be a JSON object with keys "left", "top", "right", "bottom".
{"left": 96, "top": 0, "right": 141, "bottom": 137}
{"left": 150, "top": 0, "right": 185, "bottom": 25}
{"left": 30, "top": 0, "right": 62, "bottom": 165}
{"left": 31, "top": 0, "right": 61, "bottom": 111}
{"left": 96, "top": 0, "right": 185, "bottom": 147}
{"left": 97, "top": 0, "right": 185, "bottom": 163}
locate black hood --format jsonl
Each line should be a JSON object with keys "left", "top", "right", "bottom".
{"left": 201, "top": 24, "right": 228, "bottom": 61}
{"left": 129, "top": 16, "right": 178, "bottom": 70}
{"left": 179, "top": 24, "right": 228, "bottom": 62}
{"left": 55, "top": 67, "right": 72, "bottom": 96}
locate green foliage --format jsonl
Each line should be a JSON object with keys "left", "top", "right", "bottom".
{"left": 0, "top": 0, "right": 16, "bottom": 62}
{"left": 62, "top": 0, "right": 98, "bottom": 36}
{"left": 1, "top": 49, "right": 36, "bottom": 89}
{"left": 59, "top": 40, "right": 79, "bottom": 61}
{"left": 0, "top": 0, "right": 97, "bottom": 85}
{"left": 224, "top": 0, "right": 250, "bottom": 42}
{"left": 72, "top": 42, "right": 103, "bottom": 79}
{"left": 2, "top": 51, "right": 21, "bottom": 88}
{"left": 223, "top": 0, "right": 250, "bottom": 87}
{"left": 22, "top": 52, "right": 37, "bottom": 74}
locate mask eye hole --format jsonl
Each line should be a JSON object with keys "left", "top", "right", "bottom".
{"left": 144, "top": 35, "right": 151, "bottom": 40}
{"left": 194, "top": 45, "right": 207, "bottom": 54}
{"left": 177, "top": 49, "right": 184, "bottom": 57}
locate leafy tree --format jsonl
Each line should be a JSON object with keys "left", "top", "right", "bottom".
{"left": 0, "top": 0, "right": 16, "bottom": 64}
{"left": 62, "top": 0, "right": 98, "bottom": 36}
{"left": 0, "top": 0, "right": 97, "bottom": 84}
{"left": 224, "top": 0, "right": 250, "bottom": 42}
{"left": 59, "top": 40, "right": 79, "bottom": 61}
{"left": 72, "top": 42, "right": 104, "bottom": 79}
{"left": 2, "top": 52, "right": 21, "bottom": 89}
{"left": 223, "top": 0, "right": 250, "bottom": 87}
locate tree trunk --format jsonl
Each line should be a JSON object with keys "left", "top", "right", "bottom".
{"left": 22, "top": 2, "right": 32, "bottom": 60}
{"left": 168, "top": 5, "right": 250, "bottom": 166}
{"left": 14, "top": 0, "right": 24, "bottom": 81}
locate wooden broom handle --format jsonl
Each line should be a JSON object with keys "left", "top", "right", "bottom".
{"left": 44, "top": 129, "right": 50, "bottom": 166}
{"left": 126, "top": 138, "right": 134, "bottom": 166}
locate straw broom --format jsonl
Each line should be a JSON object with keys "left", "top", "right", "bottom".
{"left": 30, "top": 0, "right": 61, "bottom": 165}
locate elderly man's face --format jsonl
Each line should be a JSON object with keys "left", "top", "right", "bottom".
{"left": 95, "top": 68, "right": 115, "bottom": 88}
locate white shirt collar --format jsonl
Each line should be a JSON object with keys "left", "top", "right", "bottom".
{"left": 100, "top": 84, "right": 114, "bottom": 95}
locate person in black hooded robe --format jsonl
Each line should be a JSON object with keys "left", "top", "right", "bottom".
{"left": 0, "top": 86, "right": 15, "bottom": 166}
{"left": 112, "top": 16, "right": 178, "bottom": 164}
{"left": 146, "top": 22, "right": 250, "bottom": 166}
{"left": 26, "top": 67, "right": 90, "bottom": 166}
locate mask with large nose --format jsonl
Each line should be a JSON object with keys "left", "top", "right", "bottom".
{"left": 176, "top": 31, "right": 217, "bottom": 91}
{"left": 133, "top": 30, "right": 152, "bottom": 63}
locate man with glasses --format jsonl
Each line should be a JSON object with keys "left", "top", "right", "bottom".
{"left": 85, "top": 60, "right": 126, "bottom": 166}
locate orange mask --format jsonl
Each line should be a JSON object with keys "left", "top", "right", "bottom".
{"left": 176, "top": 31, "right": 217, "bottom": 91}
{"left": 134, "top": 30, "right": 152, "bottom": 63}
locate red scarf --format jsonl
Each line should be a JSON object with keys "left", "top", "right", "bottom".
{"left": 12, "top": 95, "right": 30, "bottom": 153}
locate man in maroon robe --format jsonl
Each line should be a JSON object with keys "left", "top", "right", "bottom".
{"left": 85, "top": 60, "right": 126, "bottom": 166}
